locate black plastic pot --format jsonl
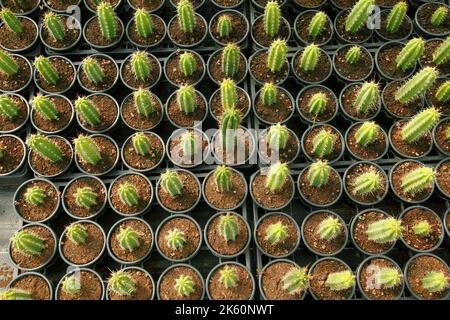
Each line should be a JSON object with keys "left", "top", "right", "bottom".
{"left": 444, "top": 208, "right": 450, "bottom": 241}
{"left": 419, "top": 38, "right": 450, "bottom": 79}
{"left": 252, "top": 85, "right": 294, "bottom": 125}
{"left": 121, "top": 132, "right": 166, "bottom": 173}
{"left": 156, "top": 263, "right": 205, "bottom": 300}
{"left": 106, "top": 266, "right": 155, "bottom": 300}
{"left": 381, "top": 80, "right": 426, "bottom": 120}
{"left": 333, "top": 9, "right": 374, "bottom": 44}
{"left": 120, "top": 52, "right": 162, "bottom": 91}
{"left": 77, "top": 54, "right": 119, "bottom": 93}
{"left": 43, "top": 0, "right": 81, "bottom": 13}
{"left": 339, "top": 82, "right": 382, "bottom": 122}
{"left": 208, "top": 9, "right": 249, "bottom": 47}
{"left": 164, "top": 49, "right": 206, "bottom": 88}
{"left": 0, "top": 93, "right": 29, "bottom": 134}
{"left": 433, "top": 117, "right": 450, "bottom": 156}
{"left": 0, "top": 54, "right": 32, "bottom": 94}
{"left": 30, "top": 94, "right": 74, "bottom": 134}
{"left": 296, "top": 84, "right": 339, "bottom": 124}
{"left": 33, "top": 55, "right": 77, "bottom": 95}
{"left": 257, "top": 126, "right": 300, "bottom": 165}
{"left": 251, "top": 15, "right": 291, "bottom": 50}
{"left": 333, "top": 44, "right": 374, "bottom": 82}
{"left": 120, "top": 91, "right": 164, "bottom": 131}
{"left": 208, "top": 85, "right": 251, "bottom": 122}
{"left": 375, "top": 41, "right": 416, "bottom": 82}
{"left": 291, "top": 47, "right": 332, "bottom": 85}
{"left": 126, "top": 14, "right": 167, "bottom": 49}
{"left": 300, "top": 124, "right": 345, "bottom": 164}
{"left": 248, "top": 49, "right": 290, "bottom": 86}
{"left": 75, "top": 93, "right": 120, "bottom": 134}
{"left": 293, "top": 9, "right": 333, "bottom": 46}
{"left": 414, "top": 2, "right": 450, "bottom": 39}
{"left": 0, "top": 0, "right": 40, "bottom": 15}
{"left": 388, "top": 121, "right": 433, "bottom": 159}
{"left": 56, "top": 268, "right": 105, "bottom": 300}
{"left": 435, "top": 158, "right": 450, "bottom": 199}
{"left": 0, "top": 134, "right": 27, "bottom": 176}
{"left": 0, "top": 16, "right": 39, "bottom": 53}
{"left": 374, "top": 9, "right": 413, "bottom": 42}
{"left": 165, "top": 89, "right": 208, "bottom": 129}
{"left": 167, "top": 14, "right": 208, "bottom": 49}
{"left": 344, "top": 121, "right": 389, "bottom": 161}
{"left": 83, "top": 16, "right": 125, "bottom": 51}
{"left": 329, "top": 0, "right": 354, "bottom": 11}
{"left": 166, "top": 128, "right": 210, "bottom": 168}
{"left": 292, "top": 0, "right": 326, "bottom": 10}
{"left": 7, "top": 272, "right": 54, "bottom": 300}
{"left": 207, "top": 48, "right": 248, "bottom": 86}
{"left": 39, "top": 14, "right": 82, "bottom": 52}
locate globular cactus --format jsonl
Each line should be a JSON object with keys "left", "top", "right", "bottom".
{"left": 74, "top": 135, "right": 102, "bottom": 165}
{"left": 432, "top": 36, "right": 450, "bottom": 65}
{"left": 219, "top": 266, "right": 239, "bottom": 289}
{"left": 264, "top": 221, "right": 288, "bottom": 245}
{"left": 132, "top": 132, "right": 152, "bottom": 156}
{"left": 386, "top": 1, "right": 407, "bottom": 34}
{"left": 61, "top": 275, "right": 81, "bottom": 295}
{"left": 82, "top": 57, "right": 105, "bottom": 85}
{"left": 282, "top": 267, "right": 309, "bottom": 295}
{"left": 317, "top": 216, "right": 342, "bottom": 241}
{"left": 175, "top": 275, "right": 195, "bottom": 297}
{"left": 325, "top": 270, "right": 355, "bottom": 291}
{"left": 352, "top": 81, "right": 379, "bottom": 115}
{"left": 412, "top": 220, "right": 431, "bottom": 237}
{"left": 218, "top": 212, "right": 239, "bottom": 241}
{"left": 118, "top": 183, "right": 140, "bottom": 207}
{"left": 179, "top": 52, "right": 197, "bottom": 77}
{"left": 108, "top": 271, "right": 136, "bottom": 296}
{"left": 260, "top": 82, "right": 278, "bottom": 106}
{"left": 134, "top": 88, "right": 154, "bottom": 117}
{"left": 160, "top": 170, "right": 183, "bottom": 197}
{"left": 309, "top": 12, "right": 327, "bottom": 39}
{"left": 97, "top": 2, "right": 117, "bottom": 40}
{"left": 24, "top": 186, "right": 46, "bottom": 206}
{"left": 117, "top": 226, "right": 140, "bottom": 251}
{"left": 267, "top": 123, "right": 289, "bottom": 151}
{"left": 401, "top": 107, "right": 440, "bottom": 143}
{"left": 308, "top": 92, "right": 327, "bottom": 117}
{"left": 177, "top": 0, "right": 195, "bottom": 34}
{"left": 220, "top": 79, "right": 237, "bottom": 109}
{"left": 217, "top": 15, "right": 232, "bottom": 38}
{"left": 355, "top": 121, "right": 379, "bottom": 146}
{"left": 267, "top": 39, "right": 287, "bottom": 73}
{"left": 31, "top": 94, "right": 59, "bottom": 121}
{"left": 307, "top": 160, "right": 330, "bottom": 188}
{"left": 0, "top": 50, "right": 19, "bottom": 76}
{"left": 366, "top": 217, "right": 403, "bottom": 244}
{"left": 265, "top": 162, "right": 289, "bottom": 192}
{"left": 421, "top": 271, "right": 449, "bottom": 293}
{"left": 396, "top": 38, "right": 425, "bottom": 71}
{"left": 263, "top": 1, "right": 280, "bottom": 37}
{"left": 345, "top": 46, "right": 361, "bottom": 64}
{"left": 177, "top": 85, "right": 196, "bottom": 114}
{"left": 130, "top": 51, "right": 151, "bottom": 81}
{"left": 27, "top": 134, "right": 63, "bottom": 163}
{"left": 351, "top": 171, "right": 382, "bottom": 195}
{"left": 34, "top": 56, "right": 59, "bottom": 85}
{"left": 220, "top": 106, "right": 241, "bottom": 149}
{"left": 0, "top": 8, "right": 23, "bottom": 34}
{"left": 11, "top": 230, "right": 44, "bottom": 255}
{"left": 135, "top": 8, "right": 153, "bottom": 38}
{"left": 400, "top": 166, "right": 435, "bottom": 195}
{"left": 43, "top": 12, "right": 66, "bottom": 41}
{"left": 222, "top": 43, "right": 240, "bottom": 78}
{"left": 312, "top": 129, "right": 334, "bottom": 158}
{"left": 74, "top": 187, "right": 98, "bottom": 209}
{"left": 165, "top": 228, "right": 186, "bottom": 249}
{"left": 345, "top": 0, "right": 375, "bottom": 33}
{"left": 395, "top": 67, "right": 438, "bottom": 104}
{"left": 376, "top": 267, "right": 402, "bottom": 289}
{"left": 0, "top": 94, "right": 19, "bottom": 118}
{"left": 181, "top": 131, "right": 197, "bottom": 157}
{"left": 66, "top": 223, "right": 89, "bottom": 245}
{"left": 435, "top": 80, "right": 450, "bottom": 102}
{"left": 75, "top": 97, "right": 101, "bottom": 127}
{"left": 214, "top": 165, "right": 232, "bottom": 193}
{"left": 0, "top": 289, "right": 32, "bottom": 300}
{"left": 430, "top": 6, "right": 448, "bottom": 27}
{"left": 299, "top": 44, "right": 320, "bottom": 73}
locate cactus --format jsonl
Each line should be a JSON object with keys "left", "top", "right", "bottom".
{"left": 0, "top": 94, "right": 19, "bottom": 118}
{"left": 134, "top": 88, "right": 154, "bottom": 117}
{"left": 345, "top": 46, "right": 361, "bottom": 64}
{"left": 34, "top": 56, "right": 59, "bottom": 85}
{"left": 422, "top": 271, "right": 449, "bottom": 293}
{"left": 11, "top": 230, "right": 44, "bottom": 255}
{"left": 396, "top": 38, "right": 425, "bottom": 71}
{"left": 307, "top": 160, "right": 330, "bottom": 188}
{"left": 74, "top": 187, "right": 98, "bottom": 209}
{"left": 74, "top": 135, "right": 102, "bottom": 165}
{"left": 0, "top": 50, "right": 19, "bottom": 76}
{"left": 130, "top": 51, "right": 151, "bottom": 81}
{"left": 432, "top": 36, "right": 450, "bottom": 65}
{"left": 177, "top": 85, "right": 196, "bottom": 114}
{"left": 345, "top": 0, "right": 375, "bottom": 33}
{"left": 214, "top": 165, "right": 232, "bottom": 193}
{"left": 282, "top": 267, "right": 309, "bottom": 295}
{"left": 263, "top": 1, "right": 280, "bottom": 37}
{"left": 325, "top": 271, "right": 355, "bottom": 291}
{"left": 436, "top": 81, "right": 450, "bottom": 102}
{"left": 0, "top": 289, "right": 32, "bottom": 300}
{"left": 401, "top": 107, "right": 440, "bottom": 143}
{"left": 376, "top": 267, "right": 402, "bottom": 289}
{"left": 219, "top": 266, "right": 239, "bottom": 289}
{"left": 309, "top": 11, "right": 327, "bottom": 39}
{"left": 0, "top": 148, "right": 3, "bottom": 160}
{"left": 218, "top": 212, "right": 239, "bottom": 241}
{"left": 0, "top": 8, "right": 23, "bottom": 34}
{"left": 160, "top": 170, "right": 183, "bottom": 197}
{"left": 317, "top": 216, "right": 342, "bottom": 241}
{"left": 312, "top": 129, "right": 334, "bottom": 158}
{"left": 24, "top": 186, "right": 46, "bottom": 206}
{"left": 267, "top": 123, "right": 289, "bottom": 151}
{"left": 430, "top": 6, "right": 448, "bottom": 27}
{"left": 267, "top": 39, "right": 287, "bottom": 73}
{"left": 75, "top": 97, "right": 101, "bottom": 127}
{"left": 260, "top": 82, "right": 278, "bottom": 106}
{"left": 401, "top": 166, "right": 435, "bottom": 195}
{"left": 447, "top": 126, "right": 450, "bottom": 140}
{"left": 27, "top": 134, "right": 63, "bottom": 163}
{"left": 61, "top": 275, "right": 81, "bottom": 295}
{"left": 82, "top": 57, "right": 105, "bottom": 85}
{"left": 31, "top": 94, "right": 59, "bottom": 121}
{"left": 366, "top": 217, "right": 403, "bottom": 244}
{"left": 217, "top": 15, "right": 232, "bottom": 38}
{"left": 181, "top": 131, "right": 197, "bottom": 157}
{"left": 97, "top": 2, "right": 117, "bottom": 40}
{"left": 117, "top": 226, "right": 140, "bottom": 251}
{"left": 299, "top": 44, "right": 320, "bottom": 73}
{"left": 352, "top": 81, "right": 379, "bottom": 115}
{"left": 308, "top": 92, "right": 327, "bottom": 117}
{"left": 132, "top": 132, "right": 152, "bottom": 156}
{"left": 220, "top": 106, "right": 241, "bottom": 149}
{"left": 265, "top": 162, "right": 289, "bottom": 192}
{"left": 118, "top": 183, "right": 140, "bottom": 207}
{"left": 222, "top": 43, "right": 240, "bottom": 78}
{"left": 108, "top": 271, "right": 136, "bottom": 296}
{"left": 165, "top": 228, "right": 186, "bottom": 250}
{"left": 386, "top": 1, "right": 407, "bottom": 34}
{"left": 179, "top": 52, "right": 197, "bottom": 77}
{"left": 411, "top": 220, "right": 431, "bottom": 237}
{"left": 265, "top": 221, "right": 288, "bottom": 245}
{"left": 175, "top": 275, "right": 195, "bottom": 297}
{"left": 220, "top": 79, "right": 237, "bottom": 109}
{"left": 177, "top": 0, "right": 195, "bottom": 34}
{"left": 66, "top": 223, "right": 89, "bottom": 245}
{"left": 355, "top": 121, "right": 379, "bottom": 146}
{"left": 135, "top": 8, "right": 153, "bottom": 38}
{"left": 395, "top": 67, "right": 438, "bottom": 104}
{"left": 351, "top": 171, "right": 382, "bottom": 195}
{"left": 43, "top": 12, "right": 66, "bottom": 41}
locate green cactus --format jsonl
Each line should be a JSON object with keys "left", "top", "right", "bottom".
{"left": 376, "top": 267, "right": 402, "bottom": 289}
{"left": 27, "top": 134, "right": 63, "bottom": 163}
{"left": 260, "top": 82, "right": 278, "bottom": 106}
{"left": 446, "top": 126, "right": 450, "bottom": 140}
{"left": 181, "top": 131, "right": 197, "bottom": 157}
{"left": 82, "top": 57, "right": 105, "bottom": 85}
{"left": 265, "top": 162, "right": 289, "bottom": 192}
{"left": 312, "top": 129, "right": 334, "bottom": 158}
{"left": 97, "top": 2, "right": 117, "bottom": 40}
{"left": 214, "top": 165, "right": 232, "bottom": 193}
{"left": 175, "top": 274, "right": 195, "bottom": 297}
{"left": 135, "top": 8, "right": 153, "bottom": 38}
{"left": 317, "top": 216, "right": 342, "bottom": 241}
{"left": 396, "top": 38, "right": 425, "bottom": 71}
{"left": 400, "top": 166, "right": 435, "bottom": 195}
{"left": 0, "top": 289, "right": 32, "bottom": 300}
{"left": 435, "top": 81, "right": 450, "bottom": 102}
{"left": 411, "top": 220, "right": 431, "bottom": 237}
{"left": 0, "top": 94, "right": 19, "bottom": 118}
{"left": 43, "top": 12, "right": 66, "bottom": 41}
{"left": 220, "top": 79, "right": 237, "bottom": 109}
{"left": 263, "top": 1, "right": 280, "bottom": 37}
{"left": 132, "top": 132, "right": 152, "bottom": 156}
{"left": 11, "top": 230, "right": 44, "bottom": 255}
{"left": 0, "top": 50, "right": 19, "bottom": 76}
{"left": 309, "top": 11, "right": 327, "bottom": 39}
{"left": 345, "top": 0, "right": 375, "bottom": 33}
{"left": 66, "top": 223, "right": 89, "bottom": 245}
{"left": 355, "top": 121, "right": 380, "bottom": 146}
{"left": 75, "top": 97, "right": 101, "bottom": 127}
{"left": 345, "top": 46, "right": 361, "bottom": 64}
{"left": 351, "top": 171, "right": 382, "bottom": 195}
{"left": 366, "top": 217, "right": 403, "bottom": 244}
{"left": 74, "top": 187, "right": 98, "bottom": 209}
{"left": 217, "top": 15, "right": 232, "bottom": 38}
{"left": 282, "top": 267, "right": 309, "bottom": 295}
{"left": 307, "top": 160, "right": 330, "bottom": 187}
{"left": 61, "top": 275, "right": 81, "bottom": 295}
{"left": 0, "top": 8, "right": 23, "bottom": 34}
{"left": 422, "top": 271, "right": 449, "bottom": 293}
{"left": 31, "top": 94, "right": 59, "bottom": 121}
{"left": 117, "top": 226, "right": 140, "bottom": 251}
{"left": 430, "top": 6, "right": 448, "bottom": 27}
{"left": 352, "top": 81, "right": 379, "bottom": 115}
{"left": 218, "top": 212, "right": 239, "bottom": 241}
{"left": 165, "top": 228, "right": 186, "bottom": 249}
{"left": 220, "top": 106, "right": 241, "bottom": 149}
{"left": 34, "top": 56, "right": 59, "bottom": 85}
{"left": 134, "top": 88, "right": 154, "bottom": 117}
{"left": 108, "top": 271, "right": 136, "bottom": 296}
{"left": 267, "top": 123, "right": 289, "bottom": 151}
{"left": 179, "top": 52, "right": 197, "bottom": 77}
{"left": 308, "top": 92, "right": 327, "bottom": 117}
{"left": 386, "top": 1, "right": 407, "bottom": 34}
{"left": 299, "top": 44, "right": 320, "bottom": 72}
{"left": 395, "top": 67, "right": 438, "bottom": 104}
{"left": 432, "top": 36, "right": 450, "bottom": 65}
{"left": 177, "top": 85, "right": 196, "bottom": 114}
{"left": 24, "top": 186, "right": 46, "bottom": 206}
{"left": 177, "top": 0, "right": 195, "bottom": 34}
{"left": 222, "top": 43, "right": 240, "bottom": 78}
{"left": 160, "top": 170, "right": 183, "bottom": 197}
{"left": 130, "top": 51, "right": 151, "bottom": 81}
{"left": 325, "top": 270, "right": 355, "bottom": 291}
{"left": 118, "top": 183, "right": 140, "bottom": 207}
{"left": 401, "top": 107, "right": 440, "bottom": 143}
{"left": 219, "top": 266, "right": 239, "bottom": 289}
{"left": 264, "top": 221, "right": 288, "bottom": 245}
{"left": 74, "top": 135, "right": 102, "bottom": 165}
{"left": 267, "top": 39, "right": 287, "bottom": 73}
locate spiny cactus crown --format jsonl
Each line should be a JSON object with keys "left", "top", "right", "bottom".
{"left": 75, "top": 97, "right": 101, "bottom": 127}
{"left": 307, "top": 160, "right": 330, "bottom": 188}
{"left": 352, "top": 81, "right": 379, "bottom": 115}
{"left": 432, "top": 36, "right": 450, "bottom": 66}
{"left": 430, "top": 6, "right": 448, "bottom": 27}
{"left": 130, "top": 51, "right": 151, "bottom": 81}
{"left": 309, "top": 11, "right": 327, "bottom": 39}
{"left": 366, "top": 217, "right": 403, "bottom": 244}
{"left": 401, "top": 107, "right": 440, "bottom": 143}
{"left": 0, "top": 50, "right": 19, "bottom": 76}
{"left": 220, "top": 106, "right": 241, "bottom": 149}
{"left": 61, "top": 275, "right": 81, "bottom": 295}
{"left": 82, "top": 57, "right": 105, "bottom": 84}
{"left": 317, "top": 216, "right": 342, "bottom": 241}
{"left": 44, "top": 12, "right": 66, "bottom": 41}
{"left": 66, "top": 223, "right": 89, "bottom": 245}
{"left": 395, "top": 67, "right": 438, "bottom": 104}
{"left": 218, "top": 212, "right": 240, "bottom": 241}
{"left": 132, "top": 132, "right": 152, "bottom": 156}
{"left": 345, "top": 0, "right": 375, "bottom": 33}
{"left": 411, "top": 220, "right": 431, "bottom": 237}
{"left": 165, "top": 228, "right": 186, "bottom": 249}
{"left": 355, "top": 121, "right": 379, "bottom": 146}
{"left": 177, "top": 85, "right": 196, "bottom": 114}
{"left": 117, "top": 226, "right": 140, "bottom": 252}
{"left": 376, "top": 267, "right": 402, "bottom": 289}
{"left": 160, "top": 170, "right": 183, "bottom": 197}
{"left": 74, "top": 186, "right": 98, "bottom": 209}
{"left": 217, "top": 15, "right": 232, "bottom": 38}
{"left": 219, "top": 266, "right": 239, "bottom": 289}
{"left": 135, "top": 8, "right": 153, "bottom": 38}
{"left": 181, "top": 131, "right": 197, "bottom": 157}
{"left": 34, "top": 56, "right": 59, "bottom": 85}
{"left": 32, "top": 94, "right": 59, "bottom": 121}
{"left": 326, "top": 270, "right": 355, "bottom": 291}
{"left": 386, "top": 1, "right": 408, "bottom": 34}
{"left": 260, "top": 82, "right": 278, "bottom": 106}
{"left": 312, "top": 129, "right": 335, "bottom": 158}
{"left": 74, "top": 135, "right": 102, "bottom": 165}
{"left": 351, "top": 170, "right": 382, "bottom": 195}
{"left": 308, "top": 92, "right": 327, "bottom": 117}
{"left": 109, "top": 271, "right": 136, "bottom": 296}
{"left": 267, "top": 39, "right": 287, "bottom": 73}
{"left": 177, "top": 0, "right": 195, "bottom": 34}
{"left": 134, "top": 88, "right": 154, "bottom": 117}
{"left": 265, "top": 220, "right": 288, "bottom": 245}
{"left": 267, "top": 123, "right": 289, "bottom": 151}
{"left": 97, "top": 2, "right": 117, "bottom": 40}
{"left": 0, "top": 289, "right": 32, "bottom": 300}
{"left": 0, "top": 94, "right": 19, "bottom": 118}
{"left": 179, "top": 52, "right": 197, "bottom": 77}
{"left": 27, "top": 134, "right": 63, "bottom": 163}
{"left": 220, "top": 78, "right": 237, "bottom": 109}
{"left": 345, "top": 46, "right": 361, "bottom": 64}
{"left": 435, "top": 80, "right": 450, "bottom": 102}
{"left": 265, "top": 162, "right": 289, "bottom": 192}
{"left": 264, "top": 1, "right": 280, "bottom": 37}
{"left": 24, "top": 186, "right": 46, "bottom": 206}
{"left": 118, "top": 182, "right": 140, "bottom": 207}
{"left": 11, "top": 230, "right": 44, "bottom": 256}
{"left": 222, "top": 43, "right": 240, "bottom": 77}
{"left": 175, "top": 274, "right": 195, "bottom": 297}
{"left": 0, "top": 8, "right": 23, "bottom": 34}
{"left": 282, "top": 267, "right": 309, "bottom": 295}
{"left": 214, "top": 165, "right": 232, "bottom": 193}
{"left": 400, "top": 166, "right": 435, "bottom": 195}
{"left": 396, "top": 38, "right": 425, "bottom": 71}
{"left": 421, "top": 271, "right": 449, "bottom": 293}
{"left": 299, "top": 44, "right": 320, "bottom": 73}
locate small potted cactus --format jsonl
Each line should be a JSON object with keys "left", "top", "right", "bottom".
{"left": 0, "top": 51, "right": 32, "bottom": 93}
{"left": 84, "top": 0, "right": 121, "bottom": 13}
{"left": 249, "top": 39, "right": 289, "bottom": 85}
{"left": 251, "top": 0, "right": 287, "bottom": 12}
{"left": 120, "top": 51, "right": 161, "bottom": 90}
{"left": 253, "top": 82, "right": 294, "bottom": 124}
{"left": 27, "top": 133, "right": 73, "bottom": 177}
{"left": 30, "top": 93, "right": 74, "bottom": 134}
{"left": 339, "top": 81, "right": 381, "bottom": 121}
{"left": 167, "top": 0, "right": 207, "bottom": 48}
{"left": 345, "top": 121, "right": 389, "bottom": 161}
{"left": 254, "top": 211, "right": 300, "bottom": 258}
{"left": 209, "top": 9, "right": 249, "bottom": 46}
{"left": 8, "top": 222, "right": 57, "bottom": 271}
{"left": 164, "top": 49, "right": 205, "bottom": 87}
{"left": 0, "top": 134, "right": 26, "bottom": 176}
{"left": 126, "top": 9, "right": 166, "bottom": 48}
{"left": 56, "top": 268, "right": 104, "bottom": 300}
{"left": 297, "top": 160, "right": 343, "bottom": 207}
{"left": 155, "top": 169, "right": 201, "bottom": 214}
{"left": 207, "top": 43, "right": 248, "bottom": 85}
{"left": 209, "top": 78, "right": 251, "bottom": 121}
{"left": 250, "top": 162, "right": 295, "bottom": 210}
{"left": 294, "top": 10, "right": 333, "bottom": 46}
{"left": 0, "top": 93, "right": 29, "bottom": 133}
{"left": 77, "top": 54, "right": 119, "bottom": 93}
{"left": 296, "top": 84, "right": 338, "bottom": 124}
{"left": 107, "top": 217, "right": 153, "bottom": 265}
{"left": 211, "top": 0, "right": 244, "bottom": 9}
{"left": 427, "top": 79, "right": 450, "bottom": 117}
{"left": 415, "top": 2, "right": 450, "bottom": 38}
{"left": 165, "top": 85, "right": 208, "bottom": 128}
{"left": 433, "top": 117, "right": 450, "bottom": 155}
{"left": 157, "top": 263, "right": 205, "bottom": 300}
{"left": 155, "top": 214, "right": 202, "bottom": 262}
{"left": 419, "top": 37, "right": 450, "bottom": 79}
{"left": 33, "top": 55, "right": 76, "bottom": 94}
{"left": 0, "top": 0, "right": 40, "bottom": 15}
{"left": 258, "top": 123, "right": 300, "bottom": 164}
{"left": 301, "top": 210, "right": 348, "bottom": 256}
{"left": 0, "top": 8, "right": 38, "bottom": 52}
{"left": 206, "top": 262, "right": 255, "bottom": 300}
{"left": 107, "top": 267, "right": 155, "bottom": 300}
{"left": 127, "top": 0, "right": 164, "bottom": 11}
{"left": 169, "top": 0, "right": 204, "bottom": 9}
{"left": 2, "top": 272, "right": 52, "bottom": 300}
{"left": 334, "top": 0, "right": 374, "bottom": 44}
{"left": 204, "top": 211, "right": 251, "bottom": 258}
{"left": 333, "top": 45, "right": 374, "bottom": 82}
{"left": 301, "top": 124, "right": 344, "bottom": 163}
{"left": 61, "top": 175, "right": 107, "bottom": 220}
{"left": 74, "top": 94, "right": 120, "bottom": 133}
{"left": 121, "top": 131, "right": 165, "bottom": 172}
{"left": 292, "top": 44, "right": 332, "bottom": 84}
{"left": 108, "top": 172, "right": 153, "bottom": 216}
{"left": 39, "top": 12, "right": 82, "bottom": 52}
{"left": 436, "top": 158, "right": 450, "bottom": 198}
{"left": 375, "top": 2, "right": 413, "bottom": 41}
{"left": 13, "top": 178, "right": 60, "bottom": 223}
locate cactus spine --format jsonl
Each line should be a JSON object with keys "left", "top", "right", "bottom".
{"left": 352, "top": 81, "right": 379, "bottom": 115}
{"left": 422, "top": 271, "right": 449, "bottom": 293}
{"left": 267, "top": 39, "right": 287, "bottom": 73}
{"left": 27, "top": 134, "right": 63, "bottom": 163}
{"left": 436, "top": 81, "right": 450, "bottom": 102}
{"left": 264, "top": 221, "right": 288, "bottom": 245}
{"left": 11, "top": 230, "right": 44, "bottom": 255}
{"left": 396, "top": 38, "right": 425, "bottom": 71}
{"left": 43, "top": 12, "right": 66, "bottom": 41}
{"left": 395, "top": 67, "right": 438, "bottom": 104}
{"left": 130, "top": 51, "right": 151, "bottom": 81}
{"left": 282, "top": 267, "right": 309, "bottom": 295}
{"left": 117, "top": 227, "right": 140, "bottom": 251}
{"left": 0, "top": 94, "right": 19, "bottom": 118}
{"left": 430, "top": 6, "right": 448, "bottom": 27}
{"left": 220, "top": 106, "right": 241, "bottom": 149}
{"left": 217, "top": 15, "right": 232, "bottom": 38}
{"left": 400, "top": 166, "right": 435, "bottom": 195}
{"left": 177, "top": 0, "right": 195, "bottom": 34}
{"left": 326, "top": 271, "right": 355, "bottom": 291}
{"left": 366, "top": 217, "right": 403, "bottom": 243}
{"left": 82, "top": 57, "right": 105, "bottom": 84}
{"left": 220, "top": 79, "right": 237, "bottom": 109}
{"left": 299, "top": 44, "right": 320, "bottom": 72}
{"left": 109, "top": 271, "right": 136, "bottom": 296}
{"left": 118, "top": 183, "right": 140, "bottom": 207}
{"left": 312, "top": 129, "right": 334, "bottom": 158}
{"left": 0, "top": 9, "right": 23, "bottom": 34}
{"left": 411, "top": 220, "right": 431, "bottom": 237}
{"left": 214, "top": 165, "right": 232, "bottom": 193}
{"left": 66, "top": 223, "right": 89, "bottom": 245}
{"left": 181, "top": 131, "right": 197, "bottom": 157}
{"left": 401, "top": 107, "right": 440, "bottom": 143}
{"left": 34, "top": 56, "right": 59, "bottom": 85}
{"left": 432, "top": 36, "right": 450, "bottom": 65}
{"left": 345, "top": 0, "right": 375, "bottom": 33}
{"left": 0, "top": 289, "right": 32, "bottom": 300}
{"left": 134, "top": 88, "right": 154, "bottom": 117}
{"left": 317, "top": 216, "right": 342, "bottom": 241}
{"left": 345, "top": 46, "right": 361, "bottom": 64}
{"left": 376, "top": 268, "right": 402, "bottom": 289}
{"left": 135, "top": 9, "right": 153, "bottom": 38}
{"left": 175, "top": 275, "right": 195, "bottom": 297}
{"left": 219, "top": 266, "right": 239, "bottom": 289}
{"left": 75, "top": 97, "right": 101, "bottom": 127}
{"left": 0, "top": 50, "right": 19, "bottom": 76}
{"left": 97, "top": 2, "right": 117, "bottom": 40}
{"left": 263, "top": 1, "right": 280, "bottom": 37}
{"left": 355, "top": 121, "right": 379, "bottom": 146}
{"left": 32, "top": 94, "right": 59, "bottom": 121}
{"left": 386, "top": 1, "right": 407, "bottom": 34}
{"left": 265, "top": 162, "right": 289, "bottom": 192}
{"left": 177, "top": 85, "right": 196, "bottom": 114}
{"left": 267, "top": 123, "right": 289, "bottom": 151}
{"left": 132, "top": 132, "right": 152, "bottom": 156}
{"left": 74, "top": 187, "right": 98, "bottom": 209}
{"left": 218, "top": 213, "right": 239, "bottom": 241}
{"left": 309, "top": 12, "right": 327, "bottom": 38}
{"left": 260, "top": 82, "right": 278, "bottom": 106}
{"left": 74, "top": 135, "right": 102, "bottom": 165}
{"left": 165, "top": 228, "right": 186, "bottom": 249}
{"left": 308, "top": 92, "right": 327, "bottom": 117}
{"left": 222, "top": 43, "right": 240, "bottom": 78}
{"left": 351, "top": 171, "right": 382, "bottom": 195}
{"left": 61, "top": 276, "right": 81, "bottom": 295}
{"left": 307, "top": 160, "right": 330, "bottom": 187}
{"left": 179, "top": 52, "right": 197, "bottom": 77}
{"left": 24, "top": 186, "right": 46, "bottom": 205}
{"left": 160, "top": 170, "right": 183, "bottom": 196}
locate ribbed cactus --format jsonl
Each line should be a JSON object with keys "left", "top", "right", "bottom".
{"left": 430, "top": 6, "right": 448, "bottom": 27}
{"left": 117, "top": 226, "right": 140, "bottom": 251}
{"left": 308, "top": 92, "right": 327, "bottom": 117}
{"left": 396, "top": 38, "right": 425, "bottom": 71}
{"left": 134, "top": 88, "right": 154, "bottom": 117}
{"left": 220, "top": 106, "right": 241, "bottom": 149}
{"left": 260, "top": 82, "right": 278, "bottom": 106}
{"left": 160, "top": 170, "right": 183, "bottom": 197}
{"left": 267, "top": 39, "right": 287, "bottom": 73}
{"left": 132, "top": 132, "right": 152, "bottom": 156}
{"left": 135, "top": 9, "right": 153, "bottom": 38}
{"left": 355, "top": 121, "right": 379, "bottom": 146}
{"left": 179, "top": 52, "right": 197, "bottom": 77}
{"left": 214, "top": 165, "right": 232, "bottom": 193}
{"left": 411, "top": 220, "right": 431, "bottom": 237}
{"left": 325, "top": 271, "right": 355, "bottom": 291}
{"left": 165, "top": 228, "right": 186, "bottom": 249}
{"left": 400, "top": 166, "right": 435, "bottom": 195}
{"left": 175, "top": 275, "right": 195, "bottom": 297}
{"left": 43, "top": 12, "right": 66, "bottom": 41}
{"left": 309, "top": 12, "right": 327, "bottom": 39}
{"left": 74, "top": 187, "right": 98, "bottom": 209}
{"left": 222, "top": 43, "right": 240, "bottom": 78}
{"left": 11, "top": 230, "right": 44, "bottom": 255}
{"left": 432, "top": 36, "right": 450, "bottom": 65}
{"left": 376, "top": 267, "right": 402, "bottom": 288}
{"left": 317, "top": 216, "right": 342, "bottom": 241}
{"left": 401, "top": 107, "right": 440, "bottom": 143}
{"left": 307, "top": 160, "right": 330, "bottom": 187}
{"left": 118, "top": 183, "right": 140, "bottom": 207}
{"left": 312, "top": 129, "right": 334, "bottom": 158}
{"left": 351, "top": 171, "right": 382, "bottom": 195}
{"left": 181, "top": 131, "right": 197, "bottom": 157}
{"left": 395, "top": 67, "right": 438, "bottom": 104}
{"left": 177, "top": 0, "right": 195, "bottom": 34}
{"left": 82, "top": 57, "right": 105, "bottom": 84}
{"left": 265, "top": 162, "right": 289, "bottom": 192}
{"left": 27, "top": 134, "right": 63, "bottom": 163}
{"left": 386, "top": 1, "right": 407, "bottom": 34}
{"left": 0, "top": 289, "right": 32, "bottom": 300}
{"left": 220, "top": 79, "right": 237, "bottom": 109}
{"left": 177, "top": 85, "right": 196, "bottom": 114}
{"left": 130, "top": 51, "right": 151, "bottom": 81}
{"left": 34, "top": 56, "right": 59, "bottom": 85}
{"left": 366, "top": 217, "right": 403, "bottom": 243}
{"left": 218, "top": 213, "right": 239, "bottom": 241}
{"left": 263, "top": 1, "right": 280, "bottom": 37}
{"left": 345, "top": 0, "right": 375, "bottom": 33}
{"left": 352, "top": 81, "right": 379, "bottom": 115}
{"left": 267, "top": 123, "right": 289, "bottom": 151}
{"left": 264, "top": 221, "right": 288, "bottom": 245}
{"left": 97, "top": 2, "right": 117, "bottom": 40}
{"left": 345, "top": 46, "right": 361, "bottom": 64}
{"left": 217, "top": 15, "right": 232, "bottom": 38}
{"left": 422, "top": 271, "right": 449, "bottom": 293}
{"left": 24, "top": 186, "right": 46, "bottom": 205}
{"left": 108, "top": 271, "right": 136, "bottom": 296}
{"left": 75, "top": 97, "right": 101, "bottom": 127}
{"left": 219, "top": 266, "right": 239, "bottom": 289}
{"left": 0, "top": 9, "right": 23, "bottom": 34}
{"left": 32, "top": 94, "right": 58, "bottom": 121}
{"left": 436, "top": 81, "right": 450, "bottom": 102}
{"left": 282, "top": 267, "right": 309, "bottom": 295}
{"left": 299, "top": 44, "right": 320, "bottom": 72}
{"left": 66, "top": 223, "right": 89, "bottom": 245}
{"left": 74, "top": 135, "right": 102, "bottom": 165}
{"left": 0, "top": 50, "right": 19, "bottom": 76}
{"left": 0, "top": 94, "right": 18, "bottom": 118}
{"left": 61, "top": 275, "right": 81, "bottom": 295}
